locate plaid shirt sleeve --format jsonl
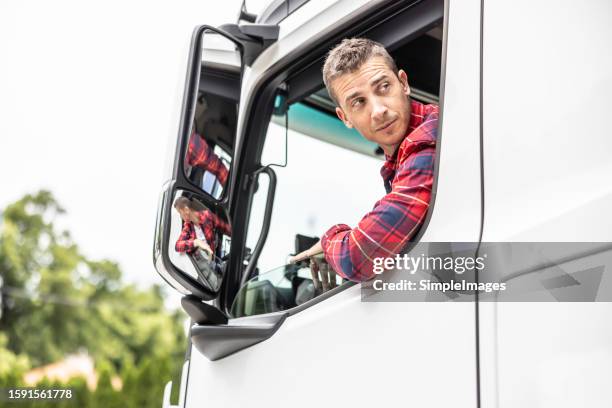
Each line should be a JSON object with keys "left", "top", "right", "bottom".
{"left": 320, "top": 131, "right": 437, "bottom": 282}
{"left": 321, "top": 145, "right": 435, "bottom": 281}
{"left": 198, "top": 211, "right": 232, "bottom": 251}
{"left": 175, "top": 221, "right": 196, "bottom": 253}
{"left": 187, "top": 132, "right": 229, "bottom": 186}
{"left": 212, "top": 214, "right": 232, "bottom": 236}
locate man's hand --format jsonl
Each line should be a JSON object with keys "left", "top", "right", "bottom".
{"left": 289, "top": 241, "right": 323, "bottom": 264}
{"left": 288, "top": 241, "right": 337, "bottom": 293}
{"left": 309, "top": 255, "right": 337, "bottom": 293}
{"left": 194, "top": 239, "right": 212, "bottom": 256}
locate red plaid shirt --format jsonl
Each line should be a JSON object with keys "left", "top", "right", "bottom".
{"left": 186, "top": 132, "right": 229, "bottom": 186}
{"left": 175, "top": 210, "right": 232, "bottom": 254}
{"left": 321, "top": 100, "right": 438, "bottom": 282}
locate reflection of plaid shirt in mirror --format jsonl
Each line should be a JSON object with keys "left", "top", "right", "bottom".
{"left": 187, "top": 132, "right": 229, "bottom": 186}
{"left": 321, "top": 100, "right": 438, "bottom": 282}
{"left": 175, "top": 210, "right": 231, "bottom": 254}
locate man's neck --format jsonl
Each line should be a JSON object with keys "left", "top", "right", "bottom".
{"left": 382, "top": 99, "right": 426, "bottom": 158}
{"left": 381, "top": 143, "right": 401, "bottom": 157}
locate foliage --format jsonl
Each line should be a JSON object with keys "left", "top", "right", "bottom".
{"left": 0, "top": 191, "right": 186, "bottom": 407}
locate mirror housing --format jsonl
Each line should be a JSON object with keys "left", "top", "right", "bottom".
{"left": 153, "top": 24, "right": 279, "bottom": 303}
{"left": 154, "top": 26, "right": 242, "bottom": 301}
{"left": 218, "top": 24, "right": 279, "bottom": 66}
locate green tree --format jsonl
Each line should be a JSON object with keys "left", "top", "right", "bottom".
{"left": 0, "top": 190, "right": 186, "bottom": 406}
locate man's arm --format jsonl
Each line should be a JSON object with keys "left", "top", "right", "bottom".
{"left": 212, "top": 213, "right": 232, "bottom": 237}
{"left": 175, "top": 221, "right": 195, "bottom": 253}
{"left": 321, "top": 143, "right": 435, "bottom": 282}
{"left": 290, "top": 241, "right": 323, "bottom": 263}
{"left": 198, "top": 210, "right": 232, "bottom": 238}
{"left": 187, "top": 132, "right": 229, "bottom": 186}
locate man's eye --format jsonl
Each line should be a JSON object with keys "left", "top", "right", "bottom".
{"left": 380, "top": 82, "right": 390, "bottom": 92}
{"left": 352, "top": 98, "right": 364, "bottom": 108}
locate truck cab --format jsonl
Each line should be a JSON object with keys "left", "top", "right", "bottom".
{"left": 154, "top": 0, "right": 612, "bottom": 407}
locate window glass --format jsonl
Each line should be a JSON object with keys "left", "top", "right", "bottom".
{"left": 231, "top": 262, "right": 341, "bottom": 317}
{"left": 253, "top": 113, "right": 384, "bottom": 274}
{"left": 236, "top": 106, "right": 383, "bottom": 316}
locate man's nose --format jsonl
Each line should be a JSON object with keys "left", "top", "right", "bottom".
{"left": 371, "top": 98, "right": 388, "bottom": 123}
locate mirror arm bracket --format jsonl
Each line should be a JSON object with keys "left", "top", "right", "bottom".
{"left": 181, "top": 295, "right": 228, "bottom": 325}
{"left": 219, "top": 24, "right": 280, "bottom": 66}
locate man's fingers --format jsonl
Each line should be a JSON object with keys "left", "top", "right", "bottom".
{"left": 306, "top": 254, "right": 337, "bottom": 294}
{"left": 195, "top": 240, "right": 213, "bottom": 258}
{"left": 310, "top": 258, "right": 321, "bottom": 291}
{"left": 197, "top": 241, "right": 210, "bottom": 252}
{"left": 328, "top": 268, "right": 337, "bottom": 289}
{"left": 319, "top": 262, "right": 331, "bottom": 291}
{"left": 201, "top": 246, "right": 212, "bottom": 260}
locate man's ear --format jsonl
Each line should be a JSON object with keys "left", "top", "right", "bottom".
{"left": 335, "top": 106, "right": 353, "bottom": 128}
{"left": 398, "top": 70, "right": 411, "bottom": 96}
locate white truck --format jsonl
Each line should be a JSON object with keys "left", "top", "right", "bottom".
{"left": 153, "top": 0, "right": 612, "bottom": 406}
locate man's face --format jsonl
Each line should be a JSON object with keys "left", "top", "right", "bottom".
{"left": 188, "top": 209, "right": 203, "bottom": 224}
{"left": 177, "top": 206, "right": 191, "bottom": 222}
{"left": 331, "top": 56, "right": 411, "bottom": 156}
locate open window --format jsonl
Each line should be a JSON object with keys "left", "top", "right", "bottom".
{"left": 229, "top": 3, "right": 445, "bottom": 317}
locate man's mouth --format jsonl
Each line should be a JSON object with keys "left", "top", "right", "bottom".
{"left": 376, "top": 118, "right": 397, "bottom": 132}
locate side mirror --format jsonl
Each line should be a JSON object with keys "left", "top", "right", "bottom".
{"left": 153, "top": 26, "right": 242, "bottom": 301}
{"left": 175, "top": 26, "right": 244, "bottom": 203}
{"left": 153, "top": 24, "right": 278, "bottom": 303}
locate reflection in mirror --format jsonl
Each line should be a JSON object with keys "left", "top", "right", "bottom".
{"left": 168, "top": 190, "right": 232, "bottom": 293}
{"left": 230, "top": 260, "right": 343, "bottom": 318}
{"left": 184, "top": 29, "right": 240, "bottom": 199}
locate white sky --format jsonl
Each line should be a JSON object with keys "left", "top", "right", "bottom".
{"left": 0, "top": 1, "right": 251, "bottom": 289}
{"left": 0, "top": 0, "right": 385, "bottom": 308}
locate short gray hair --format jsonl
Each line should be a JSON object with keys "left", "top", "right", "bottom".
{"left": 173, "top": 196, "right": 206, "bottom": 212}
{"left": 174, "top": 196, "right": 191, "bottom": 210}
{"left": 322, "top": 38, "right": 398, "bottom": 105}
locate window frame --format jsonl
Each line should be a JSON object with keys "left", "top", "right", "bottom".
{"left": 221, "top": 0, "right": 449, "bottom": 315}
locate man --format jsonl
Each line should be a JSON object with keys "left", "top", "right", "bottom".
{"left": 291, "top": 38, "right": 438, "bottom": 283}
{"left": 174, "top": 197, "right": 231, "bottom": 255}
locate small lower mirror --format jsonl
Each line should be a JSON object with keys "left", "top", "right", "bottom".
{"left": 168, "top": 190, "right": 231, "bottom": 294}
